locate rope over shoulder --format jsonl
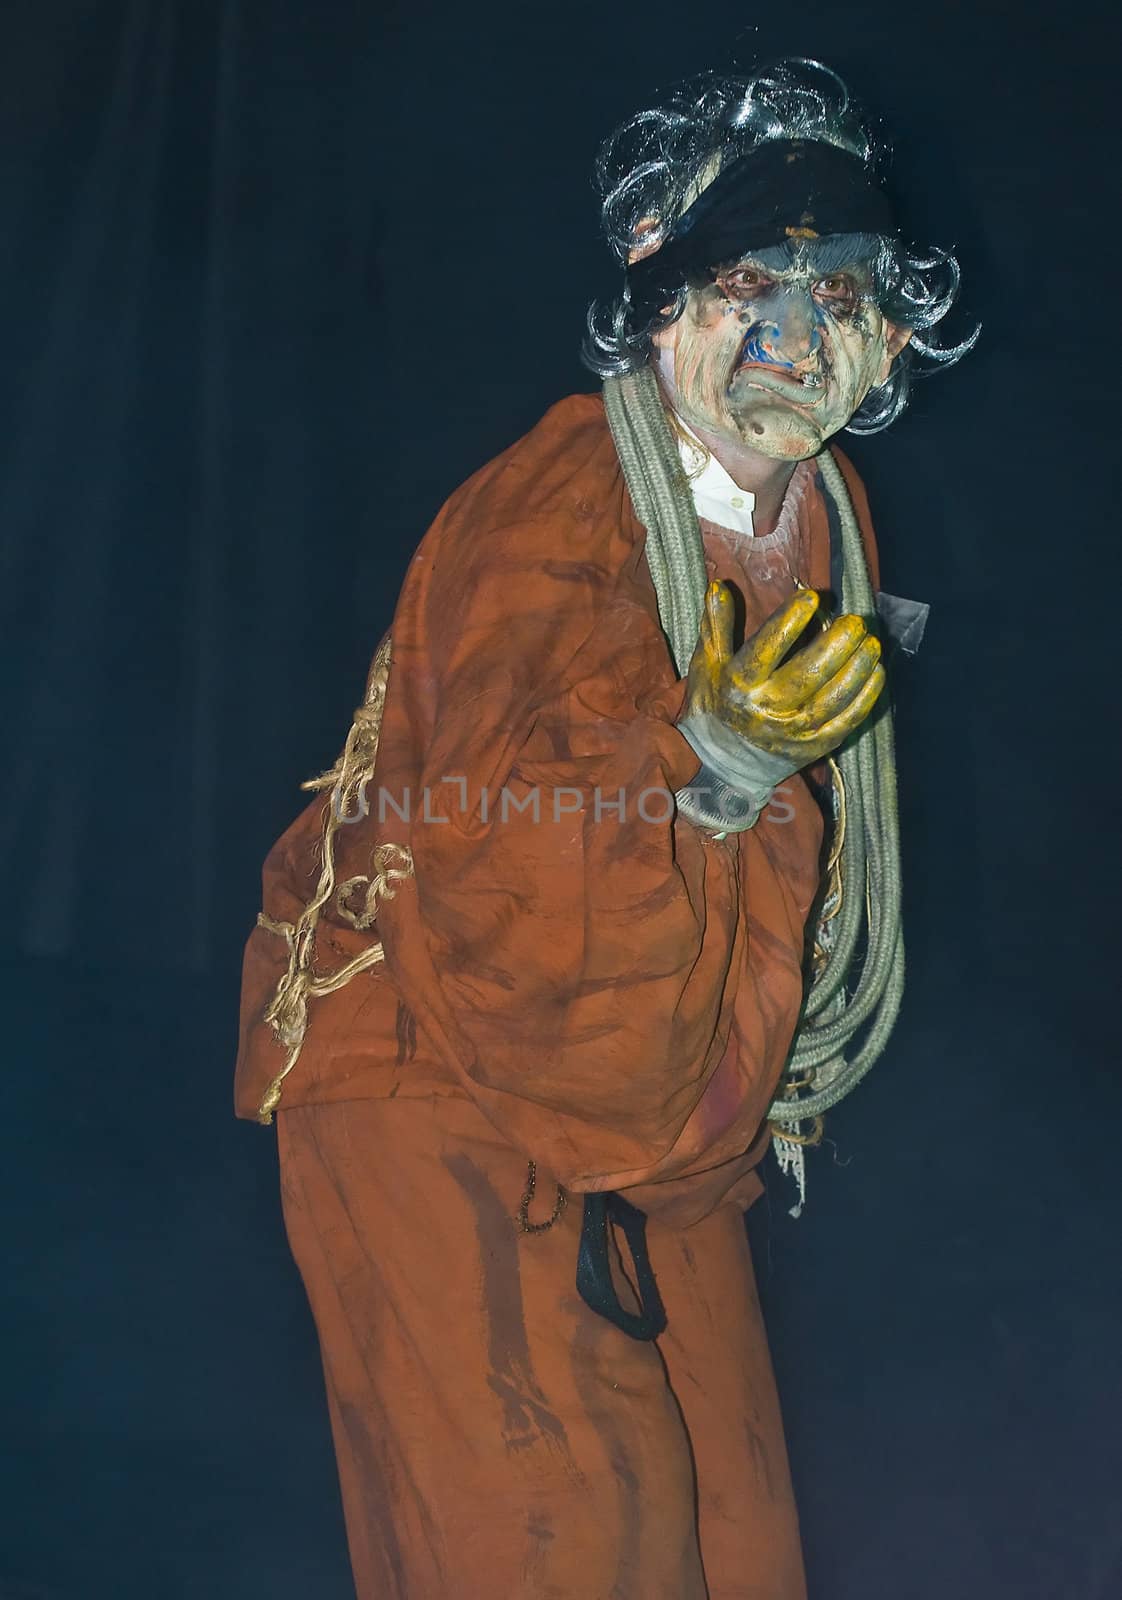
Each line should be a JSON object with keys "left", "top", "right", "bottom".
{"left": 601, "top": 367, "right": 905, "bottom": 1157}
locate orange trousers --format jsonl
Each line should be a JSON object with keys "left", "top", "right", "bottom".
{"left": 278, "top": 1097, "right": 807, "bottom": 1600}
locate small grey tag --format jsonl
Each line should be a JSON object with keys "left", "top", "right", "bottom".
{"left": 875, "top": 591, "right": 930, "bottom": 658}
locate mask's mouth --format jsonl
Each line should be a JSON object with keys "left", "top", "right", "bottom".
{"left": 730, "top": 360, "right": 828, "bottom": 408}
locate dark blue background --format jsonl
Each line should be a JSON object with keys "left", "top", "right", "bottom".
{"left": 2, "top": 2, "right": 1119, "bottom": 1595}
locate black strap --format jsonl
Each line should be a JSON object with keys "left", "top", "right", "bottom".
{"left": 626, "top": 138, "right": 896, "bottom": 321}
{"left": 576, "top": 1192, "right": 667, "bottom": 1341}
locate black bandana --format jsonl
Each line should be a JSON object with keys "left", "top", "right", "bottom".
{"left": 626, "top": 138, "right": 896, "bottom": 314}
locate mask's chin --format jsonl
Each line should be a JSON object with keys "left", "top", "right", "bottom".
{"left": 726, "top": 396, "right": 826, "bottom": 460}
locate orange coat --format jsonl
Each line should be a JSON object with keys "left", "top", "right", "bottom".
{"left": 235, "top": 394, "right": 881, "bottom": 1599}
{"left": 235, "top": 393, "right": 879, "bottom": 1225}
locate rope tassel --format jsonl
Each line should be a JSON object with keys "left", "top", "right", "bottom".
{"left": 254, "top": 634, "right": 413, "bottom": 1123}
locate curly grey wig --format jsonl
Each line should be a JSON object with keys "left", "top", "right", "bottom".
{"left": 583, "top": 58, "right": 978, "bottom": 433}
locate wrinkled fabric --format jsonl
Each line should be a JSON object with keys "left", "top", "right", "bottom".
{"left": 235, "top": 393, "right": 880, "bottom": 1598}
{"left": 279, "top": 1096, "right": 807, "bottom": 1600}
{"left": 235, "top": 393, "right": 879, "bottom": 1224}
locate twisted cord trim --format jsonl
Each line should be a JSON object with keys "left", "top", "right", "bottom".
{"left": 252, "top": 634, "right": 414, "bottom": 1124}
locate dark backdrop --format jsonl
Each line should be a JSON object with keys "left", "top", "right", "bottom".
{"left": 2, "top": 3, "right": 1119, "bottom": 1597}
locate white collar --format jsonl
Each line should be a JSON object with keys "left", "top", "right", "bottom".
{"left": 674, "top": 418, "right": 756, "bottom": 538}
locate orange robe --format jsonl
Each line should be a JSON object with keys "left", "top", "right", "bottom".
{"left": 236, "top": 393, "right": 880, "bottom": 1599}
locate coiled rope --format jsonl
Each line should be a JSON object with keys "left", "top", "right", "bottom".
{"left": 602, "top": 367, "right": 904, "bottom": 1139}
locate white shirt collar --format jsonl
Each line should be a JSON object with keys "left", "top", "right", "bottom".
{"left": 674, "top": 417, "right": 756, "bottom": 538}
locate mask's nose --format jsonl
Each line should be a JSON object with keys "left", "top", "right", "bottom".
{"left": 745, "top": 290, "right": 821, "bottom": 368}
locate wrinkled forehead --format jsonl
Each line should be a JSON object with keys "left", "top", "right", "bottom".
{"left": 732, "top": 232, "right": 883, "bottom": 275}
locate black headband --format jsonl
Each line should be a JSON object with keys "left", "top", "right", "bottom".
{"left": 626, "top": 137, "right": 896, "bottom": 312}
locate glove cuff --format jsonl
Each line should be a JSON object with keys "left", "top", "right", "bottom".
{"left": 674, "top": 712, "right": 795, "bottom": 835}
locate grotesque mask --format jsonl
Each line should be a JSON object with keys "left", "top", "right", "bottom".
{"left": 652, "top": 234, "right": 912, "bottom": 460}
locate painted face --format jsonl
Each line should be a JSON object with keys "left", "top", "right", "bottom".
{"left": 653, "top": 234, "right": 910, "bottom": 460}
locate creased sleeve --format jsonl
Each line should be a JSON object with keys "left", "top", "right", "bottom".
{"left": 233, "top": 778, "right": 412, "bottom": 1123}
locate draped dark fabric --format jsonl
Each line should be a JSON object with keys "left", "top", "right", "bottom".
{"left": 2, "top": 4, "right": 1119, "bottom": 1598}
{"left": 2, "top": 0, "right": 388, "bottom": 970}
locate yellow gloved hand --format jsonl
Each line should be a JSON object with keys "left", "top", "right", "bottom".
{"left": 683, "top": 581, "right": 885, "bottom": 765}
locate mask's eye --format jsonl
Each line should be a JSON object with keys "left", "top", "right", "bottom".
{"left": 717, "top": 265, "right": 773, "bottom": 299}
{"left": 813, "top": 273, "right": 858, "bottom": 309}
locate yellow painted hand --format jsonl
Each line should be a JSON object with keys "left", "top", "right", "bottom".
{"left": 683, "top": 581, "right": 885, "bottom": 764}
